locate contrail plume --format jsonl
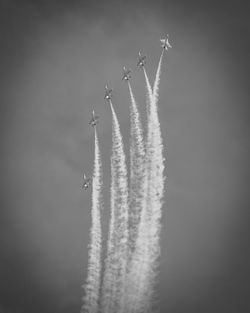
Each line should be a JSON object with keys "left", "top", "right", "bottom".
{"left": 127, "top": 81, "right": 146, "bottom": 257}
{"left": 81, "top": 128, "right": 103, "bottom": 313}
{"left": 125, "top": 193, "right": 150, "bottom": 313}
{"left": 128, "top": 50, "right": 166, "bottom": 313}
{"left": 153, "top": 49, "right": 164, "bottom": 105}
{"left": 120, "top": 81, "right": 148, "bottom": 313}
{"left": 144, "top": 48, "right": 166, "bottom": 311}
{"left": 101, "top": 100, "right": 129, "bottom": 313}
{"left": 143, "top": 67, "right": 153, "bottom": 111}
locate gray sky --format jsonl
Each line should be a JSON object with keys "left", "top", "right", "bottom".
{"left": 0, "top": 0, "right": 249, "bottom": 312}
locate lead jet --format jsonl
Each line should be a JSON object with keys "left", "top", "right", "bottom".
{"left": 104, "top": 85, "right": 113, "bottom": 100}
{"left": 89, "top": 109, "right": 99, "bottom": 127}
{"left": 122, "top": 67, "right": 131, "bottom": 81}
{"left": 160, "top": 35, "right": 172, "bottom": 50}
{"left": 137, "top": 51, "right": 146, "bottom": 68}
{"left": 82, "top": 173, "right": 91, "bottom": 190}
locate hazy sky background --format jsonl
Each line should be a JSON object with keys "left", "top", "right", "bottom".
{"left": 0, "top": 0, "right": 249, "bottom": 312}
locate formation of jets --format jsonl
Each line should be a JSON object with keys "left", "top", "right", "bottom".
{"left": 82, "top": 36, "right": 171, "bottom": 190}
{"left": 82, "top": 173, "right": 91, "bottom": 190}
{"left": 160, "top": 35, "right": 172, "bottom": 51}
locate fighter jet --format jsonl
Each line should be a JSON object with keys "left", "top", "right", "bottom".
{"left": 122, "top": 67, "right": 131, "bottom": 81}
{"left": 88, "top": 109, "right": 99, "bottom": 127}
{"left": 104, "top": 85, "right": 113, "bottom": 100}
{"left": 137, "top": 51, "right": 146, "bottom": 68}
{"left": 160, "top": 35, "right": 172, "bottom": 50}
{"left": 82, "top": 173, "right": 91, "bottom": 190}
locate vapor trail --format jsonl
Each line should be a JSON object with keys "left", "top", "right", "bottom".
{"left": 118, "top": 81, "right": 148, "bottom": 313}
{"left": 130, "top": 51, "right": 166, "bottom": 313}
{"left": 127, "top": 81, "right": 146, "bottom": 257}
{"left": 81, "top": 128, "right": 103, "bottom": 313}
{"left": 143, "top": 67, "right": 153, "bottom": 108}
{"left": 153, "top": 49, "right": 164, "bottom": 105}
{"left": 101, "top": 100, "right": 129, "bottom": 313}
{"left": 124, "top": 66, "right": 153, "bottom": 313}
{"left": 144, "top": 48, "right": 166, "bottom": 312}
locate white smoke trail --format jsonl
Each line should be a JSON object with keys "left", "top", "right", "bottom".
{"left": 143, "top": 67, "right": 153, "bottom": 112}
{"left": 125, "top": 195, "right": 150, "bottom": 313}
{"left": 123, "top": 66, "right": 154, "bottom": 313}
{"left": 144, "top": 48, "right": 166, "bottom": 312}
{"left": 101, "top": 100, "right": 129, "bottom": 313}
{"left": 153, "top": 50, "right": 164, "bottom": 105}
{"left": 128, "top": 51, "right": 166, "bottom": 313}
{"left": 120, "top": 81, "right": 148, "bottom": 313}
{"left": 81, "top": 128, "right": 103, "bottom": 313}
{"left": 127, "top": 82, "right": 146, "bottom": 257}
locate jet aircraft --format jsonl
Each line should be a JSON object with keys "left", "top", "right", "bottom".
{"left": 82, "top": 173, "right": 91, "bottom": 190}
{"left": 89, "top": 109, "right": 99, "bottom": 127}
{"left": 137, "top": 51, "right": 146, "bottom": 68}
{"left": 160, "top": 35, "right": 172, "bottom": 50}
{"left": 122, "top": 67, "right": 131, "bottom": 81}
{"left": 104, "top": 85, "right": 113, "bottom": 100}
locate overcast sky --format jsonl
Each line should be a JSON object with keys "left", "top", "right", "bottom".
{"left": 0, "top": 0, "right": 249, "bottom": 313}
